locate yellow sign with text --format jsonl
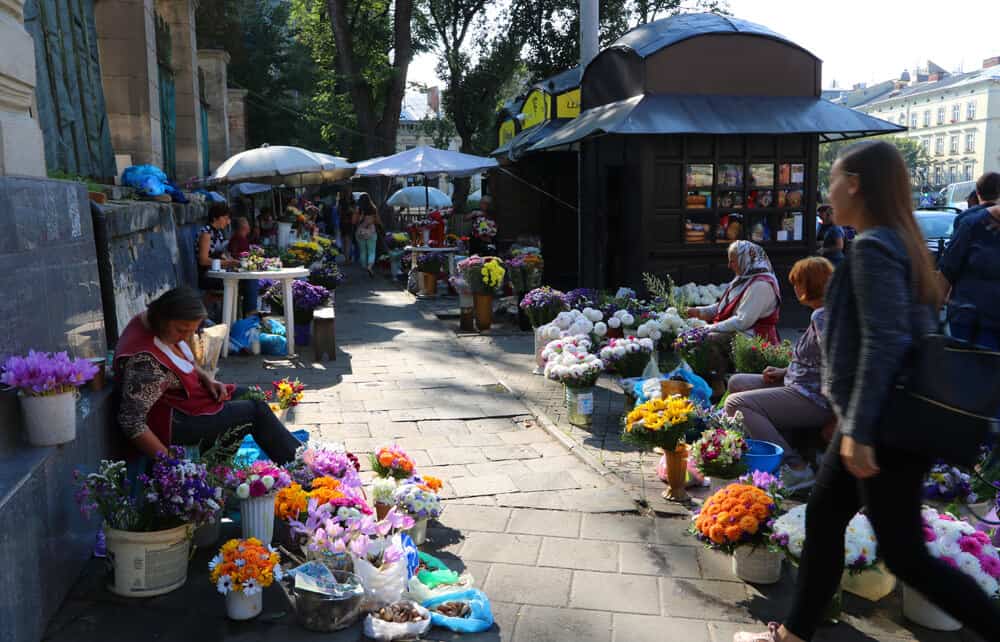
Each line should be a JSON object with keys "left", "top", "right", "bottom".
{"left": 498, "top": 119, "right": 517, "bottom": 147}
{"left": 521, "top": 89, "right": 550, "bottom": 129}
{"left": 555, "top": 89, "right": 581, "bottom": 119}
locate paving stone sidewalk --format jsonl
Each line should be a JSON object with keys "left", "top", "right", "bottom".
{"left": 44, "top": 270, "right": 971, "bottom": 642}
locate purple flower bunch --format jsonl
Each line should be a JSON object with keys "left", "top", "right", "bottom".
{"left": 2, "top": 350, "right": 99, "bottom": 396}
{"left": 291, "top": 444, "right": 363, "bottom": 490}
{"left": 416, "top": 252, "right": 445, "bottom": 273}
{"left": 519, "top": 287, "right": 567, "bottom": 328}
{"left": 738, "top": 470, "right": 785, "bottom": 498}
{"left": 139, "top": 447, "right": 223, "bottom": 527}
{"left": 263, "top": 279, "right": 330, "bottom": 312}
{"left": 291, "top": 500, "right": 413, "bottom": 566}
{"left": 561, "top": 288, "right": 598, "bottom": 310}
{"left": 393, "top": 482, "right": 442, "bottom": 521}
{"left": 74, "top": 460, "right": 142, "bottom": 531}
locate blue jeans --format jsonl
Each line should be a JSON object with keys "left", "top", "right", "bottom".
{"left": 357, "top": 234, "right": 376, "bottom": 269}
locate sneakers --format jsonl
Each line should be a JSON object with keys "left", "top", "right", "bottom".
{"left": 779, "top": 464, "right": 816, "bottom": 493}
{"left": 733, "top": 622, "right": 780, "bottom": 642}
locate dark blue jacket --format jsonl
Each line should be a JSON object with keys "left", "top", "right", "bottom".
{"left": 940, "top": 208, "right": 1000, "bottom": 332}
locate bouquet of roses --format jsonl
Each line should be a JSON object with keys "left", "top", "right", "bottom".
{"left": 393, "top": 482, "right": 443, "bottom": 521}
{"left": 209, "top": 538, "right": 283, "bottom": 596}
{"left": 226, "top": 460, "right": 293, "bottom": 499}
{"left": 371, "top": 445, "right": 417, "bottom": 480}
{"left": 2, "top": 350, "right": 99, "bottom": 396}
{"left": 691, "top": 483, "right": 779, "bottom": 553}
{"left": 623, "top": 395, "right": 698, "bottom": 452}
{"left": 690, "top": 422, "right": 749, "bottom": 479}
{"left": 520, "top": 287, "right": 567, "bottom": 328}
{"left": 599, "top": 336, "right": 655, "bottom": 378}
{"left": 771, "top": 504, "right": 879, "bottom": 574}
{"left": 472, "top": 216, "right": 496, "bottom": 240}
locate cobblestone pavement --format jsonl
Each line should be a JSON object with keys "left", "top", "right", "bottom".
{"left": 44, "top": 270, "right": 973, "bottom": 642}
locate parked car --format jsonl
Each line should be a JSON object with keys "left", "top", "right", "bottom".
{"left": 914, "top": 207, "right": 958, "bottom": 261}
{"left": 942, "top": 180, "right": 977, "bottom": 211}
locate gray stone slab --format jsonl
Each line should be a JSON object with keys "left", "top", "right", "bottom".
{"left": 395, "top": 435, "right": 454, "bottom": 450}
{"left": 498, "top": 429, "right": 554, "bottom": 445}
{"left": 619, "top": 543, "right": 701, "bottom": 579}
{"left": 368, "top": 422, "right": 422, "bottom": 439}
{"left": 613, "top": 614, "right": 712, "bottom": 642}
{"left": 389, "top": 407, "right": 440, "bottom": 422}
{"left": 655, "top": 517, "right": 700, "bottom": 547}
{"left": 458, "top": 532, "right": 541, "bottom": 565}
{"left": 427, "top": 447, "right": 489, "bottom": 466}
{"left": 435, "top": 504, "right": 512, "bottom": 533}
{"left": 510, "top": 471, "right": 582, "bottom": 493}
{"left": 512, "top": 606, "right": 611, "bottom": 642}
{"left": 538, "top": 537, "right": 618, "bottom": 573}
{"left": 418, "top": 420, "right": 471, "bottom": 436}
{"left": 570, "top": 571, "right": 661, "bottom": 615}
{"left": 507, "top": 509, "right": 581, "bottom": 538}
{"left": 483, "top": 446, "right": 541, "bottom": 461}
{"left": 465, "top": 460, "right": 533, "bottom": 478}
{"left": 495, "top": 492, "right": 568, "bottom": 511}
{"left": 314, "top": 423, "right": 372, "bottom": 440}
{"left": 659, "top": 578, "right": 752, "bottom": 623}
{"left": 523, "top": 455, "right": 583, "bottom": 473}
{"left": 581, "top": 513, "right": 657, "bottom": 544}
{"left": 465, "top": 418, "right": 519, "bottom": 433}
{"left": 696, "top": 548, "right": 739, "bottom": 582}
{"left": 484, "top": 564, "right": 573, "bottom": 608}
{"left": 344, "top": 438, "right": 380, "bottom": 453}
{"left": 558, "top": 488, "right": 639, "bottom": 514}
{"left": 447, "top": 433, "right": 506, "bottom": 447}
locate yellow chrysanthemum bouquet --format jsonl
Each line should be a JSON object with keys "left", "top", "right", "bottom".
{"left": 622, "top": 395, "right": 697, "bottom": 451}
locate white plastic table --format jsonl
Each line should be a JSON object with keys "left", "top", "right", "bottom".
{"left": 405, "top": 245, "right": 459, "bottom": 272}
{"left": 206, "top": 267, "right": 309, "bottom": 358}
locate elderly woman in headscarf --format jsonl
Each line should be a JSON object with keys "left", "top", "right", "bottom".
{"left": 687, "top": 240, "right": 781, "bottom": 342}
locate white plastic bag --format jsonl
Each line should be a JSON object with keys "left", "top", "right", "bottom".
{"left": 402, "top": 573, "right": 475, "bottom": 603}
{"left": 362, "top": 602, "right": 431, "bottom": 641}
{"left": 352, "top": 555, "right": 408, "bottom": 608}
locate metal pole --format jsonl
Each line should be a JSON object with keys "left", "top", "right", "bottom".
{"left": 580, "top": 0, "right": 599, "bottom": 69}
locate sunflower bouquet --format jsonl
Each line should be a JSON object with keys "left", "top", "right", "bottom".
{"left": 209, "top": 538, "right": 283, "bottom": 595}
{"left": 692, "top": 483, "right": 779, "bottom": 553}
{"left": 623, "top": 395, "right": 698, "bottom": 452}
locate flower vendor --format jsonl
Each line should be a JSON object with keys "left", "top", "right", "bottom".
{"left": 724, "top": 257, "right": 836, "bottom": 492}
{"left": 463, "top": 194, "right": 496, "bottom": 255}
{"left": 228, "top": 216, "right": 260, "bottom": 317}
{"left": 196, "top": 203, "right": 239, "bottom": 294}
{"left": 115, "top": 287, "right": 302, "bottom": 463}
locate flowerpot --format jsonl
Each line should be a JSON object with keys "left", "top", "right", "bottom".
{"left": 420, "top": 272, "right": 438, "bottom": 296}
{"left": 406, "top": 518, "right": 429, "bottom": 546}
{"left": 517, "top": 307, "right": 532, "bottom": 331}
{"left": 294, "top": 322, "right": 311, "bottom": 346}
{"left": 660, "top": 380, "right": 693, "bottom": 399}
{"left": 902, "top": 584, "right": 962, "bottom": 631}
{"left": 565, "top": 385, "right": 595, "bottom": 427}
{"left": 270, "top": 404, "right": 289, "bottom": 423}
{"left": 277, "top": 221, "right": 293, "bottom": 250}
{"left": 732, "top": 546, "right": 783, "bottom": 584}
{"left": 533, "top": 327, "right": 547, "bottom": 375}
{"left": 841, "top": 561, "right": 896, "bottom": 602}
{"left": 19, "top": 390, "right": 77, "bottom": 446}
{"left": 459, "top": 307, "right": 475, "bottom": 331}
{"left": 291, "top": 570, "right": 364, "bottom": 632}
{"left": 663, "top": 445, "right": 690, "bottom": 502}
{"left": 226, "top": 590, "right": 263, "bottom": 620}
{"left": 104, "top": 523, "right": 191, "bottom": 597}
{"left": 192, "top": 511, "right": 223, "bottom": 549}
{"left": 375, "top": 502, "right": 392, "bottom": 521}
{"left": 473, "top": 294, "right": 493, "bottom": 331}
{"left": 241, "top": 495, "right": 276, "bottom": 544}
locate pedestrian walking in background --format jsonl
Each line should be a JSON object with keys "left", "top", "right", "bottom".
{"left": 953, "top": 172, "right": 999, "bottom": 232}
{"left": 815, "top": 204, "right": 845, "bottom": 265}
{"left": 355, "top": 193, "right": 379, "bottom": 276}
{"left": 338, "top": 188, "right": 355, "bottom": 264}
{"left": 735, "top": 141, "right": 1000, "bottom": 642}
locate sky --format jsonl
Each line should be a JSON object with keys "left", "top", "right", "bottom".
{"left": 407, "top": 0, "right": 1000, "bottom": 90}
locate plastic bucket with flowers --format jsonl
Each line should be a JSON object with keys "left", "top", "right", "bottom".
{"left": 2, "top": 351, "right": 99, "bottom": 446}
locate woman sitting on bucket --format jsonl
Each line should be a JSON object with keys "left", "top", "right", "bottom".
{"left": 115, "top": 287, "right": 301, "bottom": 463}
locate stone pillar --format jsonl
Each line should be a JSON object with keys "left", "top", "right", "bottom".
{"left": 156, "top": 0, "right": 202, "bottom": 181}
{"left": 227, "top": 88, "right": 247, "bottom": 155}
{"left": 94, "top": 0, "right": 163, "bottom": 168}
{"left": 0, "top": 0, "right": 46, "bottom": 176}
{"left": 197, "top": 49, "right": 229, "bottom": 171}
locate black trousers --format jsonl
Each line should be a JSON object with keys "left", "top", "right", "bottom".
{"left": 786, "top": 432, "right": 1000, "bottom": 640}
{"left": 171, "top": 386, "right": 301, "bottom": 464}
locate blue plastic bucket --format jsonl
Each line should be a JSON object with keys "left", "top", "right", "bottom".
{"left": 744, "top": 439, "right": 784, "bottom": 473}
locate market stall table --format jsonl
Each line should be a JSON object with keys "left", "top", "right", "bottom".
{"left": 404, "top": 246, "right": 459, "bottom": 271}
{"left": 207, "top": 267, "right": 310, "bottom": 358}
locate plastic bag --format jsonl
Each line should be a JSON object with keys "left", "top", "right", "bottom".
{"left": 262, "top": 318, "right": 286, "bottom": 336}
{"left": 633, "top": 367, "right": 712, "bottom": 408}
{"left": 400, "top": 533, "right": 420, "bottom": 580}
{"left": 404, "top": 573, "right": 475, "bottom": 603}
{"left": 121, "top": 165, "right": 168, "bottom": 196}
{"left": 422, "top": 589, "right": 494, "bottom": 634}
{"left": 416, "top": 552, "right": 459, "bottom": 589}
{"left": 352, "top": 550, "right": 408, "bottom": 607}
{"left": 259, "top": 333, "right": 287, "bottom": 355}
{"left": 228, "top": 317, "right": 260, "bottom": 354}
{"left": 236, "top": 429, "right": 308, "bottom": 464}
{"left": 362, "top": 602, "right": 431, "bottom": 641}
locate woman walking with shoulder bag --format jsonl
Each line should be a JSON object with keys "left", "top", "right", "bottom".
{"left": 734, "top": 141, "right": 1000, "bottom": 641}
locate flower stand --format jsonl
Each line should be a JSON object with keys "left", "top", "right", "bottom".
{"left": 406, "top": 518, "right": 429, "bottom": 546}
{"left": 241, "top": 495, "right": 276, "bottom": 544}
{"left": 20, "top": 390, "right": 77, "bottom": 446}
{"left": 565, "top": 385, "right": 595, "bottom": 427}
{"left": 226, "top": 590, "right": 263, "bottom": 620}
{"left": 662, "top": 445, "right": 690, "bottom": 502}
{"left": 841, "top": 561, "right": 896, "bottom": 602}
{"left": 473, "top": 294, "right": 493, "bottom": 331}
{"left": 902, "top": 584, "right": 962, "bottom": 631}
{"left": 105, "top": 523, "right": 190, "bottom": 597}
{"left": 732, "top": 546, "right": 782, "bottom": 584}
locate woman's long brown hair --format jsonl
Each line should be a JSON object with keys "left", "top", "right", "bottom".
{"left": 838, "top": 140, "right": 942, "bottom": 306}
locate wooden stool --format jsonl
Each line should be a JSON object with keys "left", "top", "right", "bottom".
{"left": 312, "top": 306, "right": 336, "bottom": 361}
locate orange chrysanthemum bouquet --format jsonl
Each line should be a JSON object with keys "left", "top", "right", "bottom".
{"left": 692, "top": 483, "right": 781, "bottom": 554}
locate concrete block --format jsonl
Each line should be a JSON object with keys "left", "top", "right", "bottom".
{"left": 459, "top": 532, "right": 541, "bottom": 565}
{"left": 619, "top": 543, "right": 701, "bottom": 578}
{"left": 570, "top": 570, "right": 661, "bottom": 615}
{"left": 613, "top": 614, "right": 711, "bottom": 642}
{"left": 507, "top": 509, "right": 581, "bottom": 538}
{"left": 538, "top": 537, "right": 618, "bottom": 572}
{"left": 512, "top": 605, "right": 611, "bottom": 642}
{"left": 485, "top": 564, "right": 573, "bottom": 608}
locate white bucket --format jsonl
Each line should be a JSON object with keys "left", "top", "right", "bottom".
{"left": 406, "top": 518, "right": 428, "bottom": 546}
{"left": 19, "top": 390, "right": 77, "bottom": 446}
{"left": 105, "top": 523, "right": 191, "bottom": 597}
{"left": 226, "top": 590, "right": 263, "bottom": 620}
{"left": 533, "top": 328, "right": 546, "bottom": 375}
{"left": 241, "top": 495, "right": 276, "bottom": 543}
{"left": 277, "top": 221, "right": 293, "bottom": 250}
{"left": 902, "top": 584, "right": 962, "bottom": 631}
{"left": 565, "top": 386, "right": 594, "bottom": 427}
{"left": 732, "top": 546, "right": 783, "bottom": 585}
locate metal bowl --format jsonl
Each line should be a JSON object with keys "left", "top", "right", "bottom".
{"left": 286, "top": 570, "right": 365, "bottom": 632}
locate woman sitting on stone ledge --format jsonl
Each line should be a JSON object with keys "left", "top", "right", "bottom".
{"left": 114, "top": 287, "right": 301, "bottom": 463}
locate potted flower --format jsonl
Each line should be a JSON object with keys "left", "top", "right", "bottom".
{"left": 416, "top": 253, "right": 445, "bottom": 295}
{"left": 393, "top": 477, "right": 444, "bottom": 545}
{"left": 371, "top": 478, "right": 400, "bottom": 520}
{"left": 692, "top": 482, "right": 783, "bottom": 584}
{"left": 262, "top": 280, "right": 330, "bottom": 344}
{"left": 606, "top": 310, "right": 637, "bottom": 339}
{"left": 371, "top": 445, "right": 417, "bottom": 480}
{"left": 2, "top": 350, "right": 99, "bottom": 446}
{"left": 74, "top": 451, "right": 222, "bottom": 596}
{"left": 520, "top": 287, "right": 568, "bottom": 373}
{"left": 731, "top": 334, "right": 794, "bottom": 374}
{"left": 458, "top": 256, "right": 505, "bottom": 330}
{"left": 673, "top": 326, "right": 713, "bottom": 379}
{"left": 690, "top": 413, "right": 749, "bottom": 489}
{"left": 210, "top": 537, "right": 283, "bottom": 620}
{"left": 222, "top": 460, "right": 293, "bottom": 544}
{"left": 599, "top": 336, "right": 656, "bottom": 379}
{"left": 542, "top": 336, "right": 603, "bottom": 427}
{"left": 309, "top": 262, "right": 345, "bottom": 292}
{"left": 288, "top": 443, "right": 363, "bottom": 490}
{"left": 267, "top": 377, "right": 304, "bottom": 421}
{"left": 276, "top": 475, "right": 372, "bottom": 556}
{"left": 623, "top": 395, "right": 698, "bottom": 501}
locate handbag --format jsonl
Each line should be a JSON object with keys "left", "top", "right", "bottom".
{"left": 879, "top": 307, "right": 1000, "bottom": 465}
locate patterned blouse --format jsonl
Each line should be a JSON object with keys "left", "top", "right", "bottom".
{"left": 198, "top": 224, "right": 227, "bottom": 259}
{"left": 118, "top": 353, "right": 182, "bottom": 439}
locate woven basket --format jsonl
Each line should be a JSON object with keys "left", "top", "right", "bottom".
{"left": 732, "top": 547, "right": 782, "bottom": 585}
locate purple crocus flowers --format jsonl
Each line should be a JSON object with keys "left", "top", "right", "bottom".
{"left": 1, "top": 350, "right": 98, "bottom": 395}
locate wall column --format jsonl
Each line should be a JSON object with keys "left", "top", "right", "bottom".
{"left": 94, "top": 0, "right": 163, "bottom": 170}
{"left": 0, "top": 0, "right": 46, "bottom": 176}
{"left": 227, "top": 87, "right": 247, "bottom": 155}
{"left": 197, "top": 49, "right": 229, "bottom": 171}
{"left": 156, "top": 0, "right": 202, "bottom": 181}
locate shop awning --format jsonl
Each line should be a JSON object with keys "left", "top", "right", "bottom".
{"left": 492, "top": 119, "right": 572, "bottom": 161}
{"left": 529, "top": 94, "right": 905, "bottom": 151}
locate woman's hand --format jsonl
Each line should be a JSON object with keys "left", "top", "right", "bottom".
{"left": 762, "top": 366, "right": 786, "bottom": 385}
{"left": 203, "top": 378, "right": 232, "bottom": 402}
{"left": 840, "top": 435, "right": 880, "bottom": 479}
{"left": 686, "top": 308, "right": 703, "bottom": 319}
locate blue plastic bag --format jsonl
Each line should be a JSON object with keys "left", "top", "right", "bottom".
{"left": 228, "top": 317, "right": 260, "bottom": 354}
{"left": 236, "top": 429, "right": 309, "bottom": 464}
{"left": 400, "top": 533, "right": 420, "bottom": 579}
{"left": 632, "top": 367, "right": 713, "bottom": 409}
{"left": 262, "top": 317, "right": 286, "bottom": 336}
{"left": 422, "top": 589, "right": 494, "bottom": 633}
{"left": 259, "top": 333, "right": 287, "bottom": 355}
{"left": 121, "top": 165, "right": 168, "bottom": 196}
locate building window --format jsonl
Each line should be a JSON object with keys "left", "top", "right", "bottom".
{"left": 920, "top": 137, "right": 930, "bottom": 151}
{"left": 950, "top": 135, "right": 959, "bottom": 154}
{"left": 951, "top": 104, "right": 961, "bottom": 122}
{"left": 910, "top": 112, "right": 918, "bottom": 129}
{"left": 935, "top": 137, "right": 944, "bottom": 155}
{"left": 966, "top": 131, "right": 976, "bottom": 152}
{"left": 948, "top": 166, "right": 956, "bottom": 183}
{"left": 967, "top": 101, "right": 977, "bottom": 120}
{"left": 964, "top": 163, "right": 974, "bottom": 181}
{"left": 937, "top": 107, "right": 945, "bottom": 124}
{"left": 934, "top": 166, "right": 943, "bottom": 185}
{"left": 923, "top": 110, "right": 931, "bottom": 127}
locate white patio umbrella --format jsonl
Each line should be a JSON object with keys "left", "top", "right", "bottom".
{"left": 387, "top": 186, "right": 453, "bottom": 209}
{"left": 353, "top": 145, "right": 497, "bottom": 208}
{"left": 211, "top": 144, "right": 327, "bottom": 184}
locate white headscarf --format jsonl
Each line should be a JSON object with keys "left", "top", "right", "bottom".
{"left": 718, "top": 241, "right": 780, "bottom": 309}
